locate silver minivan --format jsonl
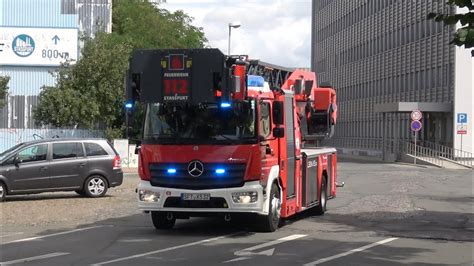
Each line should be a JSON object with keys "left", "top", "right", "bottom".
{"left": 0, "top": 138, "right": 123, "bottom": 201}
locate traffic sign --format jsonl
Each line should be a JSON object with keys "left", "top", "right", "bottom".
{"left": 411, "top": 120, "right": 422, "bottom": 131}
{"left": 411, "top": 110, "right": 422, "bottom": 121}
{"left": 457, "top": 113, "right": 467, "bottom": 124}
{"left": 457, "top": 130, "right": 467, "bottom": 135}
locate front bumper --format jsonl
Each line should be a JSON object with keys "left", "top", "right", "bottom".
{"left": 137, "top": 180, "right": 267, "bottom": 215}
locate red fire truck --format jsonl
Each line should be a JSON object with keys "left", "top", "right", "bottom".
{"left": 126, "top": 49, "right": 339, "bottom": 232}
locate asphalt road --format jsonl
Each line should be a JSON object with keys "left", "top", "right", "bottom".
{"left": 1, "top": 157, "right": 473, "bottom": 265}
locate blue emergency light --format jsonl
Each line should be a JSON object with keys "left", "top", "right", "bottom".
{"left": 220, "top": 102, "right": 232, "bottom": 108}
{"left": 247, "top": 75, "right": 264, "bottom": 87}
{"left": 125, "top": 102, "right": 133, "bottom": 109}
{"left": 215, "top": 168, "right": 226, "bottom": 174}
{"left": 167, "top": 168, "right": 177, "bottom": 174}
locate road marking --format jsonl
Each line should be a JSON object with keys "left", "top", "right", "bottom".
{"left": 303, "top": 237, "right": 399, "bottom": 265}
{"left": 235, "top": 234, "right": 307, "bottom": 256}
{"left": 223, "top": 234, "right": 307, "bottom": 263}
{"left": 2, "top": 226, "right": 107, "bottom": 245}
{"left": 118, "top": 239, "right": 153, "bottom": 243}
{"left": 0, "top": 252, "right": 69, "bottom": 265}
{"left": 92, "top": 232, "right": 244, "bottom": 266}
{"left": 0, "top": 232, "right": 24, "bottom": 238}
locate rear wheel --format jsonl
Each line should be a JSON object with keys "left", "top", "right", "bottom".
{"left": 314, "top": 177, "right": 327, "bottom": 215}
{"left": 258, "top": 183, "right": 281, "bottom": 232}
{"left": 0, "top": 182, "right": 6, "bottom": 202}
{"left": 151, "top": 211, "right": 176, "bottom": 230}
{"left": 84, "top": 175, "right": 108, "bottom": 198}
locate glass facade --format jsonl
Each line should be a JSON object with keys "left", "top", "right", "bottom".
{"left": 312, "top": 0, "right": 456, "bottom": 151}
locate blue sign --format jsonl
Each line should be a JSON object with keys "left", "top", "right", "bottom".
{"left": 457, "top": 113, "right": 467, "bottom": 124}
{"left": 12, "top": 34, "right": 35, "bottom": 57}
{"left": 411, "top": 120, "right": 422, "bottom": 131}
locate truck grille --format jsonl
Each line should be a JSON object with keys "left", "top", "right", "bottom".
{"left": 149, "top": 163, "right": 246, "bottom": 190}
{"left": 164, "top": 197, "right": 228, "bottom": 208}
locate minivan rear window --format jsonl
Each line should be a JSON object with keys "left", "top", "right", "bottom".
{"left": 53, "top": 142, "right": 84, "bottom": 159}
{"left": 85, "top": 143, "right": 108, "bottom": 156}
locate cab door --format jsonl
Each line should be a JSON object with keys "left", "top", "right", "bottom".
{"left": 259, "top": 101, "right": 279, "bottom": 181}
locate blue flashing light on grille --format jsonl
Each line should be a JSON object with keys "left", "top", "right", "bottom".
{"left": 167, "top": 168, "right": 177, "bottom": 174}
{"left": 220, "top": 102, "right": 231, "bottom": 108}
{"left": 125, "top": 102, "right": 133, "bottom": 109}
{"left": 215, "top": 168, "right": 226, "bottom": 174}
{"left": 247, "top": 75, "right": 264, "bottom": 87}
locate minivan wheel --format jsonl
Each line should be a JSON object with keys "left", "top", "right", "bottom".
{"left": 0, "top": 182, "right": 6, "bottom": 202}
{"left": 84, "top": 175, "right": 108, "bottom": 197}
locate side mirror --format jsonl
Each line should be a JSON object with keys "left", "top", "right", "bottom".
{"left": 134, "top": 142, "right": 141, "bottom": 155}
{"left": 273, "top": 127, "right": 285, "bottom": 138}
{"left": 272, "top": 101, "right": 284, "bottom": 125}
{"left": 13, "top": 156, "right": 21, "bottom": 167}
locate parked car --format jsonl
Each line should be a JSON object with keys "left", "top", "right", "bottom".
{"left": 0, "top": 138, "right": 123, "bottom": 201}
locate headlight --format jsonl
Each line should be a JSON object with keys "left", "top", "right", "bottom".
{"left": 232, "top": 191, "right": 258, "bottom": 204}
{"left": 138, "top": 190, "right": 160, "bottom": 202}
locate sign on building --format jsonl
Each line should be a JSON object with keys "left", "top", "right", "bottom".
{"left": 457, "top": 113, "right": 467, "bottom": 124}
{"left": 0, "top": 27, "right": 78, "bottom": 66}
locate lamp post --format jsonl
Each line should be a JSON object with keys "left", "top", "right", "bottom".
{"left": 228, "top": 21, "right": 241, "bottom": 55}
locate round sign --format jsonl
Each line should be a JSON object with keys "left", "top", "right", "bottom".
{"left": 12, "top": 34, "right": 35, "bottom": 57}
{"left": 411, "top": 120, "right": 422, "bottom": 131}
{"left": 411, "top": 110, "right": 422, "bottom": 121}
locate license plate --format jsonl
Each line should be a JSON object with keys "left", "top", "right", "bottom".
{"left": 181, "top": 193, "right": 211, "bottom": 201}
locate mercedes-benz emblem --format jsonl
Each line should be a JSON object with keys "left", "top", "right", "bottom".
{"left": 187, "top": 160, "right": 204, "bottom": 177}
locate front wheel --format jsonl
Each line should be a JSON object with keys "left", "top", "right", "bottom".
{"left": 258, "top": 183, "right": 281, "bottom": 232}
{"left": 151, "top": 211, "right": 176, "bottom": 230}
{"left": 0, "top": 182, "right": 6, "bottom": 202}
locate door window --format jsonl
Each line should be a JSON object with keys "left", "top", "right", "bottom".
{"left": 17, "top": 144, "right": 48, "bottom": 163}
{"left": 53, "top": 143, "right": 84, "bottom": 160}
{"left": 259, "top": 102, "right": 271, "bottom": 138}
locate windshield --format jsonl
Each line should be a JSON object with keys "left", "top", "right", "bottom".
{"left": 143, "top": 101, "right": 257, "bottom": 144}
{"left": 0, "top": 143, "right": 24, "bottom": 161}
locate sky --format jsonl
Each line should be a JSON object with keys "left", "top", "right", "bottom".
{"left": 161, "top": 0, "right": 312, "bottom": 68}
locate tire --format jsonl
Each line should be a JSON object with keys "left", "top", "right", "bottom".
{"left": 258, "top": 183, "right": 281, "bottom": 232}
{"left": 0, "top": 182, "right": 6, "bottom": 202}
{"left": 151, "top": 211, "right": 176, "bottom": 230}
{"left": 84, "top": 175, "right": 108, "bottom": 198}
{"left": 314, "top": 177, "right": 327, "bottom": 215}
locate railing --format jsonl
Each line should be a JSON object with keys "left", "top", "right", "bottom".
{"left": 418, "top": 140, "right": 473, "bottom": 168}
{"left": 400, "top": 141, "right": 444, "bottom": 167}
{"left": 322, "top": 137, "right": 473, "bottom": 169}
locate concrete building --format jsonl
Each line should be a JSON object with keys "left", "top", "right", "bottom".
{"left": 311, "top": 0, "right": 473, "bottom": 161}
{"left": 0, "top": 0, "right": 112, "bottom": 151}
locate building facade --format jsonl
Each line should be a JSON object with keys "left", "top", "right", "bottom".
{"left": 312, "top": 0, "right": 473, "bottom": 157}
{"left": 0, "top": 0, "right": 112, "bottom": 151}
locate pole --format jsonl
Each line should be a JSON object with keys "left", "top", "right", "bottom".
{"left": 382, "top": 113, "right": 386, "bottom": 161}
{"left": 414, "top": 130, "right": 417, "bottom": 165}
{"left": 228, "top": 25, "right": 231, "bottom": 55}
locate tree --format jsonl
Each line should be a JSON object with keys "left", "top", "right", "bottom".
{"left": 34, "top": 0, "right": 207, "bottom": 139}
{"left": 0, "top": 76, "right": 9, "bottom": 109}
{"left": 428, "top": 0, "right": 474, "bottom": 56}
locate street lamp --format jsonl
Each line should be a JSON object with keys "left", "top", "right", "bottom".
{"left": 228, "top": 21, "right": 241, "bottom": 55}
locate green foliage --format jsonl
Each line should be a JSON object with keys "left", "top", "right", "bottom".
{"left": 428, "top": 0, "right": 474, "bottom": 56}
{"left": 34, "top": 0, "right": 207, "bottom": 139}
{"left": 0, "top": 76, "right": 9, "bottom": 109}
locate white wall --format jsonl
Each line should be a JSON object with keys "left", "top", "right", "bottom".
{"left": 453, "top": 7, "right": 474, "bottom": 155}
